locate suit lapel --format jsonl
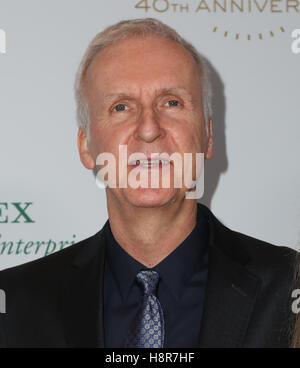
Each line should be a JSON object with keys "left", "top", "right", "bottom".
{"left": 198, "top": 204, "right": 261, "bottom": 347}
{"left": 60, "top": 224, "right": 108, "bottom": 348}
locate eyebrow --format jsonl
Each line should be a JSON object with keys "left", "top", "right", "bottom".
{"left": 103, "top": 87, "right": 192, "bottom": 102}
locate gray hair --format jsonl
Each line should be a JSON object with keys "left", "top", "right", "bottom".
{"left": 74, "top": 18, "right": 213, "bottom": 136}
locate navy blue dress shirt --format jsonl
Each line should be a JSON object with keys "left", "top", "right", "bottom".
{"left": 103, "top": 206, "right": 209, "bottom": 348}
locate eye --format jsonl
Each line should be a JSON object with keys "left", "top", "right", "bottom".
{"left": 164, "top": 100, "right": 181, "bottom": 107}
{"left": 113, "top": 104, "right": 129, "bottom": 112}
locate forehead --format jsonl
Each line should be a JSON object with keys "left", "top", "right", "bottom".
{"left": 84, "top": 36, "right": 200, "bottom": 96}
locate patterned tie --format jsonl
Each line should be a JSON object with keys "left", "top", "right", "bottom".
{"left": 124, "top": 270, "right": 165, "bottom": 348}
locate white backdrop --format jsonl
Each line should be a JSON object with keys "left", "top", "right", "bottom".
{"left": 0, "top": 0, "right": 299, "bottom": 270}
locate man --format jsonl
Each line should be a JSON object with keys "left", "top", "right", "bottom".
{"left": 0, "top": 18, "right": 296, "bottom": 348}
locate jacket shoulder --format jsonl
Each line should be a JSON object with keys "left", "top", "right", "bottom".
{"left": 231, "top": 230, "right": 297, "bottom": 297}
{"left": 0, "top": 229, "right": 104, "bottom": 286}
{"left": 199, "top": 203, "right": 297, "bottom": 271}
{"left": 232, "top": 228, "right": 296, "bottom": 262}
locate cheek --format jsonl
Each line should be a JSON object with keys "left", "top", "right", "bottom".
{"left": 89, "top": 123, "right": 131, "bottom": 158}
{"left": 88, "top": 125, "right": 106, "bottom": 158}
{"left": 172, "top": 123, "right": 204, "bottom": 153}
{"left": 188, "top": 118, "right": 207, "bottom": 152}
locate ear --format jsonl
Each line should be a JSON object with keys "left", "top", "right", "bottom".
{"left": 77, "top": 127, "right": 95, "bottom": 170}
{"left": 205, "top": 118, "right": 213, "bottom": 160}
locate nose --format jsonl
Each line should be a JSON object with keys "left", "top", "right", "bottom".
{"left": 134, "top": 108, "right": 164, "bottom": 143}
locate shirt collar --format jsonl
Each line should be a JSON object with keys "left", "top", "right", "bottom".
{"left": 105, "top": 203, "right": 209, "bottom": 302}
{"left": 153, "top": 206, "right": 209, "bottom": 301}
{"left": 105, "top": 222, "right": 144, "bottom": 301}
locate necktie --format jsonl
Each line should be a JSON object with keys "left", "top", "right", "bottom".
{"left": 124, "top": 270, "right": 165, "bottom": 348}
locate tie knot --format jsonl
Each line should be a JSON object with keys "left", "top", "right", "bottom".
{"left": 136, "top": 270, "right": 159, "bottom": 296}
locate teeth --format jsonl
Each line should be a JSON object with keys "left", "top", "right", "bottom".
{"left": 129, "top": 159, "right": 170, "bottom": 166}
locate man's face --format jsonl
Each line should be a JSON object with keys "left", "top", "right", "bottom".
{"left": 79, "top": 36, "right": 212, "bottom": 208}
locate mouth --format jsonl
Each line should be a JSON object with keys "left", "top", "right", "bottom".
{"left": 128, "top": 159, "right": 170, "bottom": 168}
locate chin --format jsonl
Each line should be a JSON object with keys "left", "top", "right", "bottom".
{"left": 122, "top": 187, "right": 178, "bottom": 208}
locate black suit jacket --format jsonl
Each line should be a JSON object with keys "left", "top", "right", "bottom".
{"left": 0, "top": 204, "right": 296, "bottom": 348}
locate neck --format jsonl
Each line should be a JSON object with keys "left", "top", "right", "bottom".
{"left": 106, "top": 194, "right": 197, "bottom": 268}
